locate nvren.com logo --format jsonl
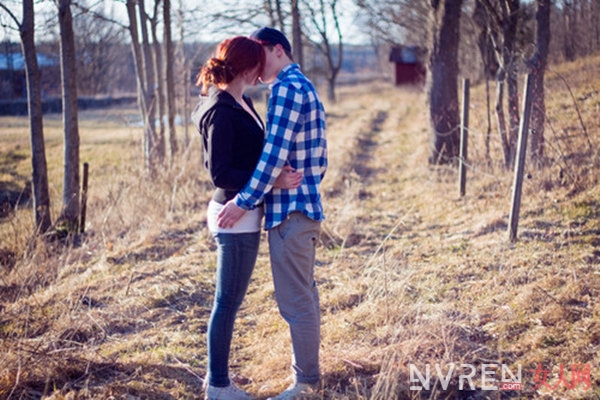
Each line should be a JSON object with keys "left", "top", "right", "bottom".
{"left": 409, "top": 363, "right": 592, "bottom": 391}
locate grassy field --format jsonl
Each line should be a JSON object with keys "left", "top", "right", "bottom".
{"left": 0, "top": 54, "right": 599, "bottom": 399}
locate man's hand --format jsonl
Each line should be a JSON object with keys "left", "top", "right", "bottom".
{"left": 217, "top": 201, "right": 246, "bottom": 228}
{"left": 273, "top": 165, "right": 303, "bottom": 189}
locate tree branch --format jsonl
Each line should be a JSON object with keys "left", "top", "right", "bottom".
{"left": 0, "top": 2, "right": 22, "bottom": 28}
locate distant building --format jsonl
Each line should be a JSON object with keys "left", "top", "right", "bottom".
{"left": 0, "top": 52, "right": 60, "bottom": 99}
{"left": 389, "top": 46, "right": 426, "bottom": 86}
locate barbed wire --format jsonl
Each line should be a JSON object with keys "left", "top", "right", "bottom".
{"left": 454, "top": 157, "right": 508, "bottom": 182}
{"left": 425, "top": 121, "right": 596, "bottom": 185}
{"left": 429, "top": 124, "right": 461, "bottom": 138}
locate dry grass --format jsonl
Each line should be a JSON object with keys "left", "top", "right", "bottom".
{"left": 1, "top": 55, "right": 599, "bottom": 399}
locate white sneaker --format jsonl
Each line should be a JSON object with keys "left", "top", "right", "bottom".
{"left": 267, "top": 382, "right": 315, "bottom": 400}
{"left": 205, "top": 382, "right": 253, "bottom": 400}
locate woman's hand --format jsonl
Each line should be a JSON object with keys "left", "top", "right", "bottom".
{"left": 273, "top": 165, "right": 303, "bottom": 189}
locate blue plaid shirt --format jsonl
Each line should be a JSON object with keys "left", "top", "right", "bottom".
{"left": 234, "top": 64, "right": 327, "bottom": 230}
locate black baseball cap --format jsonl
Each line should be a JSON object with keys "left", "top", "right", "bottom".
{"left": 250, "top": 27, "right": 292, "bottom": 53}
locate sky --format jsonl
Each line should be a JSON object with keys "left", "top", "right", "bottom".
{"left": 0, "top": 0, "right": 370, "bottom": 46}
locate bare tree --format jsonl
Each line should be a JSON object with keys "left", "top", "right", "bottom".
{"left": 150, "top": 0, "right": 166, "bottom": 165}
{"left": 126, "top": 0, "right": 159, "bottom": 173}
{"left": 302, "top": 0, "right": 343, "bottom": 102}
{"left": 201, "top": 0, "right": 275, "bottom": 33}
{"left": 58, "top": 0, "right": 81, "bottom": 232}
{"left": 266, "top": 0, "right": 286, "bottom": 31}
{"left": 164, "top": 0, "right": 178, "bottom": 161}
{"left": 0, "top": 1, "right": 52, "bottom": 234}
{"left": 472, "top": 0, "right": 499, "bottom": 161}
{"left": 593, "top": 0, "right": 600, "bottom": 54}
{"left": 573, "top": 0, "right": 600, "bottom": 55}
{"left": 147, "top": 0, "right": 178, "bottom": 166}
{"left": 73, "top": 10, "right": 127, "bottom": 95}
{"left": 554, "top": 0, "right": 599, "bottom": 61}
{"left": 291, "top": 0, "right": 304, "bottom": 70}
{"left": 68, "top": 2, "right": 139, "bottom": 96}
{"left": 427, "top": 0, "right": 463, "bottom": 164}
{"left": 67, "top": 0, "right": 178, "bottom": 172}
{"left": 139, "top": 0, "right": 160, "bottom": 168}
{"left": 175, "top": 0, "right": 190, "bottom": 147}
{"left": 355, "top": 0, "right": 429, "bottom": 47}
{"left": 476, "top": 0, "right": 522, "bottom": 169}
{"left": 527, "top": 0, "right": 550, "bottom": 163}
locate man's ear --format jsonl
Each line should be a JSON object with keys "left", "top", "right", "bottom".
{"left": 274, "top": 43, "right": 284, "bottom": 57}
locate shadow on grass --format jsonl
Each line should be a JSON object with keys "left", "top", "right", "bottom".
{"left": 0, "top": 181, "right": 31, "bottom": 219}
{"left": 1, "top": 359, "right": 204, "bottom": 399}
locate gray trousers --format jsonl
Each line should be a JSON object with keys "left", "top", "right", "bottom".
{"left": 268, "top": 212, "right": 321, "bottom": 385}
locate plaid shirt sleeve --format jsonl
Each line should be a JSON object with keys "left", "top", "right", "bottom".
{"left": 234, "top": 80, "right": 302, "bottom": 209}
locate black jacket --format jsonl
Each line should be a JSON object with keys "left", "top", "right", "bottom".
{"left": 192, "top": 88, "right": 265, "bottom": 204}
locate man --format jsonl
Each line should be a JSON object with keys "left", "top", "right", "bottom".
{"left": 217, "top": 27, "right": 327, "bottom": 400}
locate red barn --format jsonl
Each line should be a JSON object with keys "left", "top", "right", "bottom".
{"left": 389, "top": 46, "right": 426, "bottom": 86}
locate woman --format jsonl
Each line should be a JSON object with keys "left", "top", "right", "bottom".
{"left": 192, "top": 36, "right": 301, "bottom": 400}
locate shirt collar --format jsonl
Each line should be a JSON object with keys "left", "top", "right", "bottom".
{"left": 272, "top": 63, "right": 300, "bottom": 87}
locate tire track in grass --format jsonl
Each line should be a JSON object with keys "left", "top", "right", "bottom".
{"left": 352, "top": 110, "right": 388, "bottom": 181}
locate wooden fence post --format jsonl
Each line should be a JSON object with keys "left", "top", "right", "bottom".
{"left": 508, "top": 74, "right": 534, "bottom": 242}
{"left": 79, "top": 162, "right": 89, "bottom": 234}
{"left": 459, "top": 78, "right": 470, "bottom": 197}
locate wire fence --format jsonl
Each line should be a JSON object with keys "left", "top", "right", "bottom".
{"left": 422, "top": 73, "right": 598, "bottom": 240}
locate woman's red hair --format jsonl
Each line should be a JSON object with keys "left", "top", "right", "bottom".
{"left": 196, "top": 36, "right": 265, "bottom": 95}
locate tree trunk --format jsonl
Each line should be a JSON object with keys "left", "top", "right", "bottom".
{"left": 291, "top": 0, "right": 304, "bottom": 70}
{"left": 527, "top": 0, "right": 550, "bottom": 163}
{"left": 506, "top": 59, "right": 520, "bottom": 167}
{"left": 495, "top": 70, "right": 511, "bottom": 168}
{"left": 20, "top": 0, "right": 52, "bottom": 234}
{"left": 476, "top": 0, "right": 521, "bottom": 169}
{"left": 305, "top": 0, "right": 343, "bottom": 103}
{"left": 58, "top": 0, "right": 81, "bottom": 231}
{"left": 139, "top": 0, "right": 158, "bottom": 172}
{"left": 126, "top": 0, "right": 146, "bottom": 127}
{"left": 473, "top": 0, "right": 497, "bottom": 162}
{"left": 594, "top": 0, "right": 600, "bottom": 53}
{"left": 164, "top": 0, "right": 178, "bottom": 162}
{"left": 126, "top": 0, "right": 157, "bottom": 173}
{"left": 150, "top": 6, "right": 166, "bottom": 165}
{"left": 427, "top": 0, "right": 463, "bottom": 164}
{"left": 176, "top": 2, "right": 190, "bottom": 147}
{"left": 183, "top": 67, "right": 191, "bottom": 147}
{"left": 323, "top": 38, "right": 342, "bottom": 103}
{"left": 265, "top": 0, "right": 286, "bottom": 31}
{"left": 562, "top": 1, "right": 576, "bottom": 61}
{"left": 500, "top": 0, "right": 520, "bottom": 169}
{"left": 275, "top": 0, "right": 285, "bottom": 32}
